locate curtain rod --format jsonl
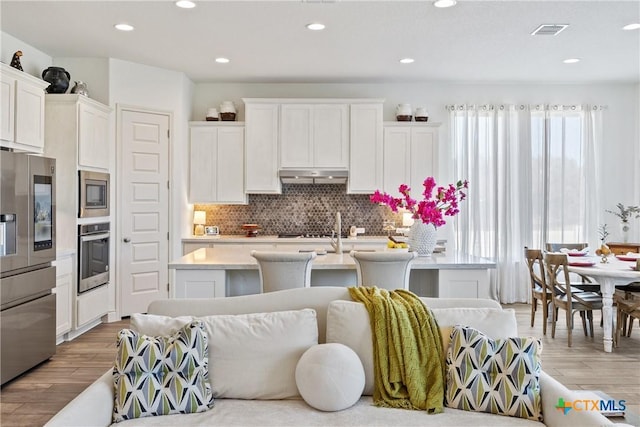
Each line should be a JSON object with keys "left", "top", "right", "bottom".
{"left": 445, "top": 104, "right": 607, "bottom": 111}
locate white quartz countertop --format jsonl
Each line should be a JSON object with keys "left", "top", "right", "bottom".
{"left": 181, "top": 235, "right": 393, "bottom": 243}
{"left": 169, "top": 247, "right": 496, "bottom": 270}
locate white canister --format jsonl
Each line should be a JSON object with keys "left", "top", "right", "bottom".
{"left": 206, "top": 108, "right": 219, "bottom": 121}
{"left": 219, "top": 101, "right": 236, "bottom": 113}
{"left": 396, "top": 104, "right": 412, "bottom": 121}
{"left": 414, "top": 107, "right": 429, "bottom": 122}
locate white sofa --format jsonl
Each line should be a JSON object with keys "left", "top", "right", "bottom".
{"left": 46, "top": 287, "right": 620, "bottom": 427}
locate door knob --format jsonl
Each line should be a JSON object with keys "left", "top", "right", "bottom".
{"left": 123, "top": 238, "right": 131, "bottom": 243}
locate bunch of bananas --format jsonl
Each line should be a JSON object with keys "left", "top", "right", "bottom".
{"left": 387, "top": 241, "right": 408, "bottom": 249}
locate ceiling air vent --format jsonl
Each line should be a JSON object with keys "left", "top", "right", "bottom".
{"left": 531, "top": 24, "right": 569, "bottom": 36}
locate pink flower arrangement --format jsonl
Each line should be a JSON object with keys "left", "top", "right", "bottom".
{"left": 370, "top": 177, "right": 469, "bottom": 227}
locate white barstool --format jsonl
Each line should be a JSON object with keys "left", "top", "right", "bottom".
{"left": 350, "top": 250, "right": 418, "bottom": 291}
{"left": 250, "top": 250, "right": 317, "bottom": 293}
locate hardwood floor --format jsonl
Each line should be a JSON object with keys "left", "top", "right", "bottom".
{"left": 1, "top": 304, "right": 639, "bottom": 426}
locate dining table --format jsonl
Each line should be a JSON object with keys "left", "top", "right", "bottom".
{"left": 567, "top": 255, "right": 640, "bottom": 352}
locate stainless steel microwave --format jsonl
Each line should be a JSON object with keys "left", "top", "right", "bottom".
{"left": 78, "top": 170, "right": 110, "bottom": 218}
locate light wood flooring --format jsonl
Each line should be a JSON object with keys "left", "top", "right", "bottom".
{"left": 1, "top": 304, "right": 639, "bottom": 427}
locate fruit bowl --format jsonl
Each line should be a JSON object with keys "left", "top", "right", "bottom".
{"left": 241, "top": 224, "right": 261, "bottom": 237}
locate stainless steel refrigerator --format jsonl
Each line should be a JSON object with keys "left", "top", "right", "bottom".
{"left": 1, "top": 150, "right": 56, "bottom": 385}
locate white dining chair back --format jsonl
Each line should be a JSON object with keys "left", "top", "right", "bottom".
{"left": 545, "top": 242, "right": 588, "bottom": 252}
{"left": 350, "top": 250, "right": 418, "bottom": 291}
{"left": 250, "top": 250, "right": 317, "bottom": 293}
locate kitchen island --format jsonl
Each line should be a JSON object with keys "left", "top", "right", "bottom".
{"left": 169, "top": 247, "right": 496, "bottom": 299}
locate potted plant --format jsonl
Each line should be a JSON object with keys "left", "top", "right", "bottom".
{"left": 370, "top": 177, "right": 468, "bottom": 255}
{"left": 606, "top": 203, "right": 640, "bottom": 243}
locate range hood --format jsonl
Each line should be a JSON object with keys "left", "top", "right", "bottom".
{"left": 278, "top": 169, "right": 348, "bottom": 184}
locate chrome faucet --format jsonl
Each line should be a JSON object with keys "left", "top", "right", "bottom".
{"left": 329, "top": 211, "right": 343, "bottom": 254}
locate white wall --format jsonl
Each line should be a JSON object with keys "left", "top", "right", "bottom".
{"left": 109, "top": 58, "right": 194, "bottom": 260}
{"left": 192, "top": 82, "right": 640, "bottom": 242}
{"left": 0, "top": 31, "right": 51, "bottom": 78}
{"left": 52, "top": 57, "right": 110, "bottom": 105}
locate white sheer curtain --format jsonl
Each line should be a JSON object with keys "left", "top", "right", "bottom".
{"left": 449, "top": 104, "right": 604, "bottom": 303}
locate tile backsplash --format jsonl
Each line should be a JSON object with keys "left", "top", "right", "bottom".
{"left": 194, "top": 184, "right": 402, "bottom": 236}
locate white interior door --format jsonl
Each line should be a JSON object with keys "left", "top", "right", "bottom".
{"left": 118, "top": 108, "right": 170, "bottom": 316}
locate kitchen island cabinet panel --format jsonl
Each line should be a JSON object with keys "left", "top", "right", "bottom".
{"left": 170, "top": 247, "right": 495, "bottom": 299}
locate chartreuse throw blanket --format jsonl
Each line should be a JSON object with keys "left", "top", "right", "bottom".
{"left": 348, "top": 286, "right": 445, "bottom": 414}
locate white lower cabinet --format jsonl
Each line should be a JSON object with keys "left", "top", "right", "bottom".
{"left": 76, "top": 285, "right": 109, "bottom": 328}
{"left": 53, "top": 254, "right": 74, "bottom": 341}
{"left": 189, "top": 122, "right": 247, "bottom": 204}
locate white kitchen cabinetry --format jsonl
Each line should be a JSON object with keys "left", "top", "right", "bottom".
{"left": 382, "top": 123, "right": 439, "bottom": 194}
{"left": 77, "top": 100, "right": 110, "bottom": 170}
{"left": 189, "top": 122, "right": 247, "bottom": 204}
{"left": 44, "top": 95, "right": 113, "bottom": 251}
{"left": 243, "top": 100, "right": 281, "bottom": 194}
{"left": 183, "top": 242, "right": 214, "bottom": 255}
{"left": 53, "top": 252, "right": 74, "bottom": 341}
{"left": 280, "top": 103, "right": 348, "bottom": 169}
{"left": 348, "top": 103, "right": 384, "bottom": 194}
{"left": 438, "top": 269, "right": 491, "bottom": 299}
{"left": 0, "top": 63, "right": 48, "bottom": 153}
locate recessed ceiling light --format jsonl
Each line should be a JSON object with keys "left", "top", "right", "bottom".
{"left": 623, "top": 23, "right": 640, "bottom": 31}
{"left": 306, "top": 23, "right": 325, "bottom": 31}
{"left": 563, "top": 58, "right": 580, "bottom": 64}
{"left": 114, "top": 23, "right": 134, "bottom": 32}
{"left": 399, "top": 58, "right": 415, "bottom": 64}
{"left": 433, "top": 0, "right": 456, "bottom": 8}
{"left": 215, "top": 57, "right": 230, "bottom": 64}
{"left": 175, "top": 1, "right": 196, "bottom": 8}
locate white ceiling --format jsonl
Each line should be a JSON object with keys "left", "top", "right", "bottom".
{"left": 1, "top": 0, "right": 639, "bottom": 84}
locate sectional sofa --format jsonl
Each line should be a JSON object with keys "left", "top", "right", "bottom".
{"left": 45, "top": 287, "right": 621, "bottom": 427}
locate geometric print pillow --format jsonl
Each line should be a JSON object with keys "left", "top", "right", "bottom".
{"left": 112, "top": 320, "right": 214, "bottom": 423}
{"left": 445, "top": 325, "right": 543, "bottom": 422}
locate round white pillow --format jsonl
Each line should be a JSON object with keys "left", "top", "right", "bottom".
{"left": 295, "top": 343, "right": 365, "bottom": 412}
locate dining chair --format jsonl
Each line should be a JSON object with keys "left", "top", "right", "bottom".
{"left": 543, "top": 253, "right": 603, "bottom": 347}
{"left": 545, "top": 242, "right": 600, "bottom": 293}
{"left": 545, "top": 242, "right": 589, "bottom": 253}
{"left": 350, "top": 250, "right": 418, "bottom": 291}
{"left": 250, "top": 250, "right": 317, "bottom": 293}
{"left": 524, "top": 248, "right": 552, "bottom": 335}
{"left": 614, "top": 289, "right": 640, "bottom": 346}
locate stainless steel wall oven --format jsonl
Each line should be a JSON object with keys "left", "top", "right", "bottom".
{"left": 78, "top": 222, "right": 110, "bottom": 293}
{"left": 78, "top": 170, "right": 109, "bottom": 218}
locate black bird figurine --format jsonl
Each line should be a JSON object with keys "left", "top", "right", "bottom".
{"left": 10, "top": 51, "right": 23, "bottom": 71}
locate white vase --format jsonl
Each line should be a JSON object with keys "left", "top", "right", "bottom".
{"left": 621, "top": 222, "right": 631, "bottom": 243}
{"left": 407, "top": 222, "right": 437, "bottom": 256}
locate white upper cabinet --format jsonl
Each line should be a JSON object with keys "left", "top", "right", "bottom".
{"left": 348, "top": 103, "right": 384, "bottom": 194}
{"left": 280, "top": 103, "right": 348, "bottom": 169}
{"left": 243, "top": 100, "right": 281, "bottom": 194}
{"left": 77, "top": 100, "right": 110, "bottom": 170}
{"left": 189, "top": 122, "right": 247, "bottom": 204}
{"left": 382, "top": 123, "right": 439, "bottom": 194}
{"left": 0, "top": 63, "right": 48, "bottom": 153}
